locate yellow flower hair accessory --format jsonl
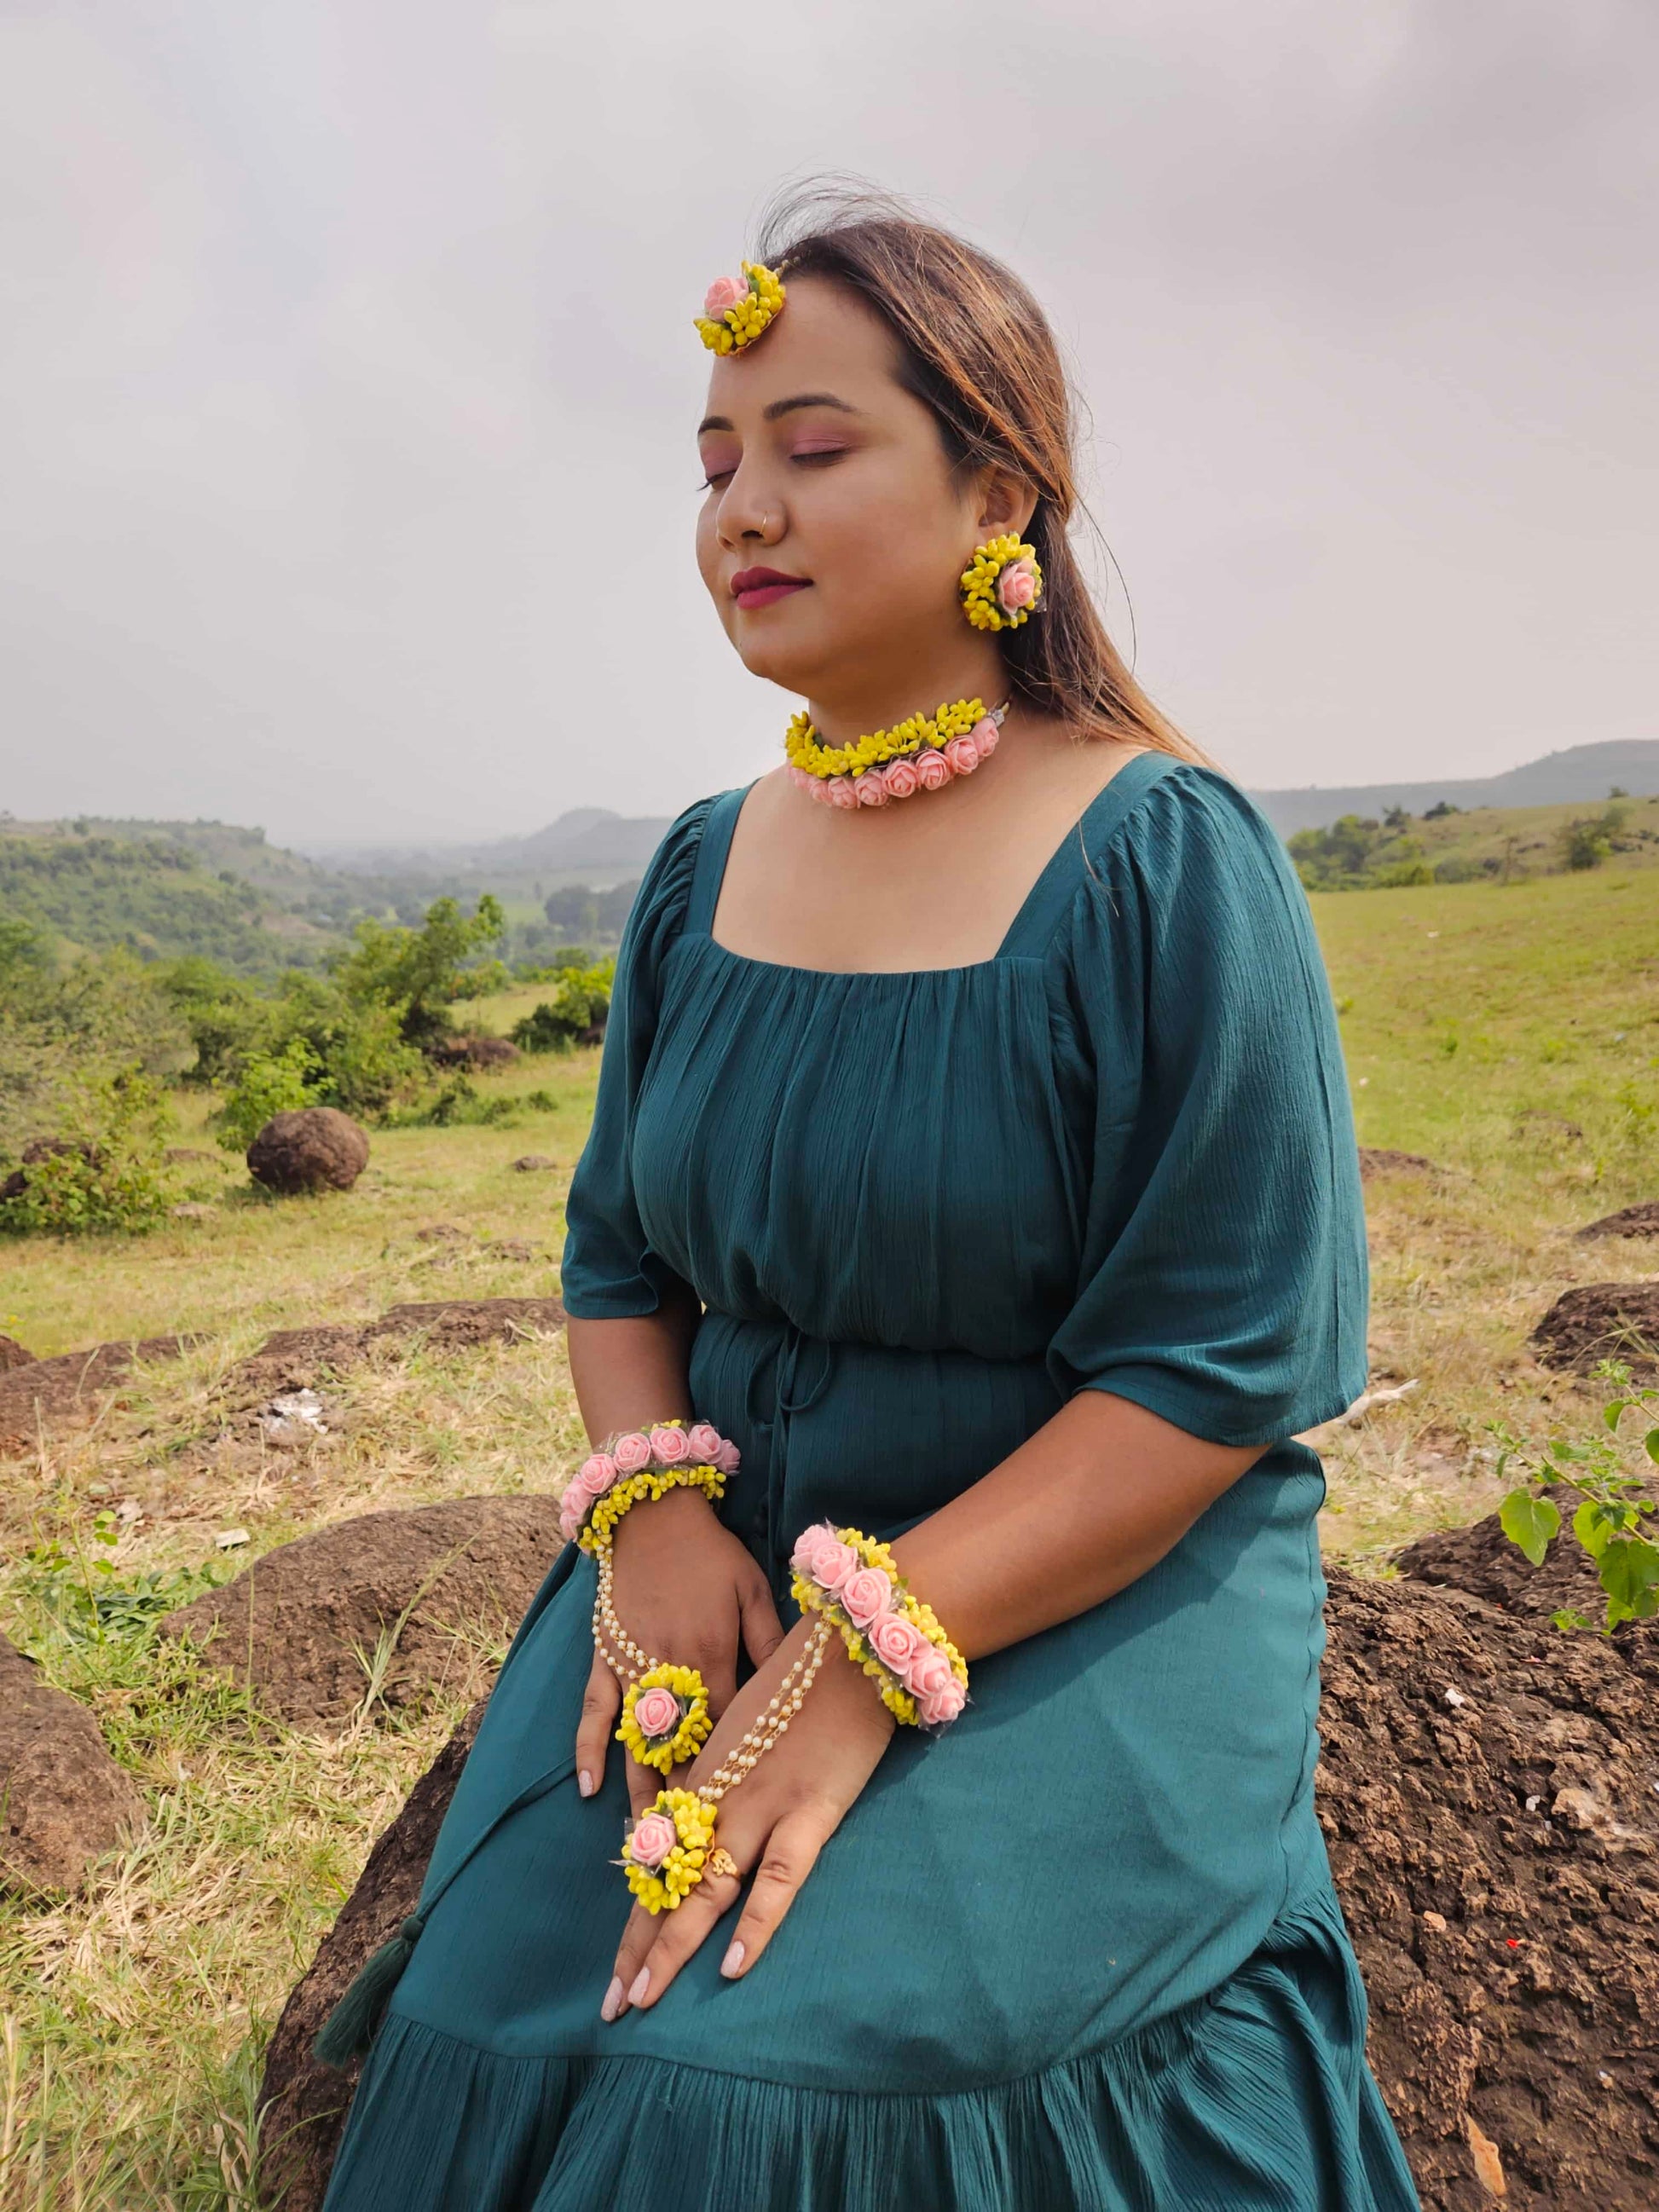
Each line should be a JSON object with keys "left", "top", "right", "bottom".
{"left": 960, "top": 534, "right": 1043, "bottom": 632}
{"left": 617, "top": 1662, "right": 713, "bottom": 1774}
{"left": 694, "top": 261, "right": 786, "bottom": 355}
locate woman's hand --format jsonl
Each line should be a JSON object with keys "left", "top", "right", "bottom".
{"left": 600, "top": 1615, "right": 896, "bottom": 2020}
{"left": 575, "top": 1487, "right": 786, "bottom": 1819}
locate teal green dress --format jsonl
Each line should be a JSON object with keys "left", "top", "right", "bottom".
{"left": 320, "top": 754, "right": 1420, "bottom": 2210}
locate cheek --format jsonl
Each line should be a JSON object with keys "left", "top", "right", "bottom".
{"left": 695, "top": 507, "right": 735, "bottom": 627}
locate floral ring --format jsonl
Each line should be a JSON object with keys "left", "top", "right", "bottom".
{"left": 704, "top": 1845, "right": 741, "bottom": 1882}
{"left": 617, "top": 1662, "right": 714, "bottom": 1774}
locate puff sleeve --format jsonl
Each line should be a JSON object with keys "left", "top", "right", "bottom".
{"left": 1044, "top": 765, "right": 1367, "bottom": 1447}
{"left": 558, "top": 799, "right": 711, "bottom": 1319}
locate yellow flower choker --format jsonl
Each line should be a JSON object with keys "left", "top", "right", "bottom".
{"left": 785, "top": 698, "right": 1008, "bottom": 809}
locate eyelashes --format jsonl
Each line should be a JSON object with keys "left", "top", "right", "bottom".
{"left": 697, "top": 448, "right": 851, "bottom": 492}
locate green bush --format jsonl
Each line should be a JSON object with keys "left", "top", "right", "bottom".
{"left": 510, "top": 961, "right": 615, "bottom": 1053}
{"left": 331, "top": 893, "right": 507, "bottom": 1054}
{"left": 216, "top": 1038, "right": 322, "bottom": 1152}
{"left": 380, "top": 1076, "right": 520, "bottom": 1129}
{"left": 0, "top": 1066, "right": 176, "bottom": 1234}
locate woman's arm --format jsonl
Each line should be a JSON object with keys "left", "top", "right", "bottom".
{"left": 566, "top": 1294, "right": 702, "bottom": 1438}
{"left": 603, "top": 1386, "right": 1264, "bottom": 2018}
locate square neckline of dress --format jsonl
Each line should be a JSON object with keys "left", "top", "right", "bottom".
{"left": 691, "top": 745, "right": 1179, "bottom": 980}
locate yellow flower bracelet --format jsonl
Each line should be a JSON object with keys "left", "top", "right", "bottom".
{"left": 789, "top": 1522, "right": 968, "bottom": 1729}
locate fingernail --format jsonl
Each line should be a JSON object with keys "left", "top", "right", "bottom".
{"left": 720, "top": 1939, "right": 745, "bottom": 1978}
{"left": 599, "top": 1976, "right": 623, "bottom": 2022}
{"left": 577, "top": 1769, "right": 594, "bottom": 1799}
{"left": 627, "top": 1967, "right": 650, "bottom": 2007}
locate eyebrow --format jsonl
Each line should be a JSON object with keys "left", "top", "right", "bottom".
{"left": 697, "top": 392, "right": 863, "bottom": 436}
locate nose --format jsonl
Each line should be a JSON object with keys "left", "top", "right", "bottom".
{"left": 716, "top": 471, "right": 783, "bottom": 551}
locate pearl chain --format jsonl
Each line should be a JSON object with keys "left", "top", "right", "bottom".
{"left": 697, "top": 1617, "right": 832, "bottom": 1805}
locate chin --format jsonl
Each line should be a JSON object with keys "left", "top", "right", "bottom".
{"left": 728, "top": 621, "right": 838, "bottom": 692}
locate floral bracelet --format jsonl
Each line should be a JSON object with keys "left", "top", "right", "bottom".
{"left": 789, "top": 1522, "right": 969, "bottom": 1729}
{"left": 558, "top": 1418, "right": 741, "bottom": 1552}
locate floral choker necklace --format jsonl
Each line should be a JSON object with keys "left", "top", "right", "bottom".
{"left": 784, "top": 697, "right": 1008, "bottom": 810}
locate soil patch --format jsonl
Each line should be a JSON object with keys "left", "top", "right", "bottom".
{"left": 0, "top": 1633, "right": 146, "bottom": 1894}
{"left": 226, "top": 1297, "right": 567, "bottom": 1400}
{"left": 1577, "top": 1200, "right": 1659, "bottom": 1242}
{"left": 1395, "top": 1508, "right": 1635, "bottom": 1632}
{"left": 160, "top": 1495, "right": 564, "bottom": 1724}
{"left": 1531, "top": 1281, "right": 1659, "bottom": 1379}
{"left": 257, "top": 1570, "right": 1659, "bottom": 2211}
{"left": 0, "top": 1336, "right": 190, "bottom": 1450}
{"left": 0, "top": 1335, "right": 34, "bottom": 1372}
{"left": 1359, "top": 1147, "right": 1441, "bottom": 1181}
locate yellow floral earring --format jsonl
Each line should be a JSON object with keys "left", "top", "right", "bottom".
{"left": 960, "top": 533, "right": 1043, "bottom": 632}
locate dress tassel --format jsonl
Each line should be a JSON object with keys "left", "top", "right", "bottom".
{"left": 313, "top": 1912, "right": 427, "bottom": 2070}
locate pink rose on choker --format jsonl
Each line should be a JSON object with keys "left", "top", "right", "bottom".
{"left": 627, "top": 1811, "right": 679, "bottom": 1868}
{"left": 921, "top": 1675, "right": 968, "bottom": 1726}
{"left": 633, "top": 1685, "right": 683, "bottom": 1741}
{"left": 612, "top": 1432, "right": 651, "bottom": 1474}
{"left": 997, "top": 557, "right": 1038, "bottom": 614}
{"left": 703, "top": 274, "right": 749, "bottom": 320}
{"left": 685, "top": 1421, "right": 723, "bottom": 1463}
{"left": 942, "top": 733, "right": 981, "bottom": 777}
{"left": 713, "top": 1435, "right": 742, "bottom": 1475}
{"left": 915, "top": 748, "right": 952, "bottom": 791}
{"left": 841, "top": 1566, "right": 894, "bottom": 1629}
{"left": 650, "top": 1424, "right": 690, "bottom": 1464}
{"left": 969, "top": 715, "right": 999, "bottom": 758}
{"left": 811, "top": 1538, "right": 859, "bottom": 1593}
{"left": 826, "top": 776, "right": 859, "bottom": 811}
{"left": 910, "top": 1648, "right": 955, "bottom": 1705}
{"left": 870, "top": 1611, "right": 925, "bottom": 1672}
{"left": 882, "top": 756, "right": 920, "bottom": 800}
{"left": 854, "top": 771, "right": 889, "bottom": 807}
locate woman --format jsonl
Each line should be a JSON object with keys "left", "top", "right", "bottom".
{"left": 318, "top": 194, "right": 1420, "bottom": 2210}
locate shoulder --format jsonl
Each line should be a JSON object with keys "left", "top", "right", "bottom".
{"left": 1079, "top": 754, "right": 1304, "bottom": 921}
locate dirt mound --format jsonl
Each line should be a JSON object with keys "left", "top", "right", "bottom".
{"left": 257, "top": 1569, "right": 1659, "bottom": 2211}
{"left": 0, "top": 1335, "right": 189, "bottom": 1450}
{"left": 1531, "top": 1281, "right": 1659, "bottom": 1378}
{"left": 1359, "top": 1147, "right": 1441, "bottom": 1181}
{"left": 160, "top": 1496, "right": 564, "bottom": 1724}
{"left": 256, "top": 1703, "right": 484, "bottom": 2211}
{"left": 0, "top": 1634, "right": 146, "bottom": 1893}
{"left": 1577, "top": 1200, "right": 1659, "bottom": 1242}
{"left": 1395, "top": 1509, "right": 1635, "bottom": 1634}
{"left": 0, "top": 1334, "right": 34, "bottom": 1372}
{"left": 247, "top": 1108, "right": 370, "bottom": 1195}
{"left": 224, "top": 1298, "right": 567, "bottom": 1400}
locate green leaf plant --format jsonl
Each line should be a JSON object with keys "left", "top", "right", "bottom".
{"left": 1492, "top": 1359, "right": 1659, "bottom": 1632}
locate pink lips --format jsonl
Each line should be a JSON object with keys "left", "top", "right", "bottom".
{"left": 731, "top": 566, "right": 811, "bottom": 611}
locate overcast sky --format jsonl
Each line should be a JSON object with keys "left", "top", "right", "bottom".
{"left": 2, "top": 2, "right": 1653, "bottom": 846}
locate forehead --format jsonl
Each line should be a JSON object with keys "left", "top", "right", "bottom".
{"left": 701, "top": 276, "right": 901, "bottom": 421}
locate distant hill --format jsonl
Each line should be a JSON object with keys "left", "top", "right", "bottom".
{"left": 310, "top": 808, "right": 673, "bottom": 887}
{"left": 1249, "top": 740, "right": 1659, "bottom": 835}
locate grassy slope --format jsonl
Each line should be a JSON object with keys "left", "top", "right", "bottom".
{"left": 1, "top": 875, "right": 1656, "bottom": 2203}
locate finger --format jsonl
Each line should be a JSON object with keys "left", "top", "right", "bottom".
{"left": 574, "top": 1649, "right": 620, "bottom": 1800}
{"left": 626, "top": 1751, "right": 661, "bottom": 1821}
{"left": 605, "top": 1863, "right": 743, "bottom": 2018}
{"left": 718, "top": 1808, "right": 834, "bottom": 1981}
{"left": 737, "top": 1569, "right": 786, "bottom": 1673}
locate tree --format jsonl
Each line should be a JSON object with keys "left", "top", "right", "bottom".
{"left": 332, "top": 895, "right": 506, "bottom": 1053}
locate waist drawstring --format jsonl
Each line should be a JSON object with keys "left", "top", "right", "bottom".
{"left": 743, "top": 1320, "right": 833, "bottom": 1578}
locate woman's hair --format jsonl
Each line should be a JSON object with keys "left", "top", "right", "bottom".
{"left": 755, "top": 186, "right": 1217, "bottom": 768}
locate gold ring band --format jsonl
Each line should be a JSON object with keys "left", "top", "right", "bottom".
{"left": 705, "top": 1846, "right": 741, "bottom": 1882}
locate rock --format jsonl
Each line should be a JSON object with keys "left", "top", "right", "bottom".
{"left": 413, "top": 1223, "right": 468, "bottom": 1244}
{"left": 260, "top": 1388, "right": 330, "bottom": 1445}
{"left": 1358, "top": 1147, "right": 1441, "bottom": 1181}
{"left": 483, "top": 1239, "right": 538, "bottom": 1263}
{"left": 511, "top": 1154, "right": 555, "bottom": 1172}
{"left": 0, "top": 1335, "right": 190, "bottom": 1450}
{"left": 0, "top": 1136, "right": 103, "bottom": 1203}
{"left": 171, "top": 1201, "right": 217, "bottom": 1222}
{"left": 263, "top": 1568, "right": 1659, "bottom": 2212}
{"left": 257, "top": 1704, "right": 484, "bottom": 2212}
{"left": 430, "top": 1035, "right": 518, "bottom": 1071}
{"left": 0, "top": 1334, "right": 34, "bottom": 1372}
{"left": 0, "top": 1633, "right": 146, "bottom": 1892}
{"left": 247, "top": 1109, "right": 370, "bottom": 1196}
{"left": 160, "top": 1495, "right": 564, "bottom": 1724}
{"left": 1530, "top": 1280, "right": 1659, "bottom": 1379}
{"left": 1577, "top": 1200, "right": 1659, "bottom": 1242}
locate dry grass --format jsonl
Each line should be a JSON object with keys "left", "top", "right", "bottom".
{"left": 1, "top": 881, "right": 1656, "bottom": 2204}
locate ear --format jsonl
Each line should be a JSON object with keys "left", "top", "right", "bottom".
{"left": 972, "top": 464, "right": 1038, "bottom": 541}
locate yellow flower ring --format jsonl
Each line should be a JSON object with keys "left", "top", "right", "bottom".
{"left": 617, "top": 1661, "right": 713, "bottom": 1774}
{"left": 693, "top": 261, "right": 786, "bottom": 355}
{"left": 960, "top": 534, "right": 1043, "bottom": 633}
{"left": 620, "top": 1787, "right": 719, "bottom": 1915}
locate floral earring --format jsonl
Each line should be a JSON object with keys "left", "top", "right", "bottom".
{"left": 960, "top": 533, "right": 1043, "bottom": 632}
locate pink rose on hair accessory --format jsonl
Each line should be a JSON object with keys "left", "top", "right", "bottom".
{"left": 870, "top": 1611, "right": 925, "bottom": 1672}
{"left": 650, "top": 1424, "right": 690, "bottom": 1464}
{"left": 910, "top": 1648, "right": 956, "bottom": 1705}
{"left": 633, "top": 1685, "right": 683, "bottom": 1741}
{"left": 915, "top": 748, "right": 953, "bottom": 791}
{"left": 882, "top": 756, "right": 920, "bottom": 800}
{"left": 713, "top": 1435, "right": 742, "bottom": 1475}
{"left": 921, "top": 1675, "right": 968, "bottom": 1726}
{"left": 969, "top": 714, "right": 999, "bottom": 759}
{"left": 703, "top": 274, "right": 749, "bottom": 320}
{"left": 841, "top": 1566, "right": 894, "bottom": 1629}
{"left": 685, "top": 1422, "right": 723, "bottom": 1464}
{"left": 854, "top": 771, "right": 889, "bottom": 807}
{"left": 826, "top": 775, "right": 859, "bottom": 811}
{"left": 612, "top": 1431, "right": 651, "bottom": 1475}
{"left": 942, "top": 733, "right": 981, "bottom": 778}
{"left": 627, "top": 1811, "right": 679, "bottom": 1869}
{"left": 997, "top": 557, "right": 1038, "bottom": 614}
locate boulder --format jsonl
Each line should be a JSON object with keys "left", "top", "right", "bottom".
{"left": 0, "top": 1334, "right": 34, "bottom": 1372}
{"left": 161, "top": 1495, "right": 564, "bottom": 1724}
{"left": 429, "top": 1035, "right": 518, "bottom": 1071}
{"left": 0, "top": 1633, "right": 146, "bottom": 1892}
{"left": 247, "top": 1109, "right": 370, "bottom": 1196}
{"left": 0, "top": 1335, "right": 189, "bottom": 1450}
{"left": 1531, "top": 1280, "right": 1659, "bottom": 1379}
{"left": 0, "top": 1136, "right": 103, "bottom": 1203}
{"left": 259, "top": 1568, "right": 1659, "bottom": 2212}
{"left": 1576, "top": 1200, "right": 1659, "bottom": 1242}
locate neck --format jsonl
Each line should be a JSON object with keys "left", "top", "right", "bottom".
{"left": 802, "top": 638, "right": 1009, "bottom": 743}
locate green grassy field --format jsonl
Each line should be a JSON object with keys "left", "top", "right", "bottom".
{"left": 1, "top": 863, "right": 1656, "bottom": 2205}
